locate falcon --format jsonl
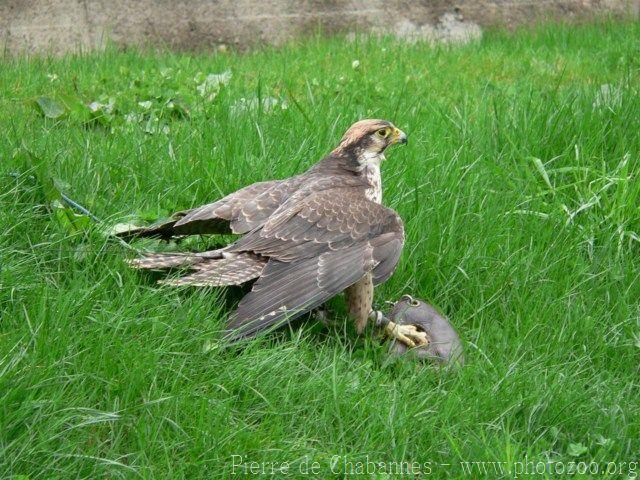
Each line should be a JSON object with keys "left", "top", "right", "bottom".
{"left": 121, "top": 119, "right": 426, "bottom": 346}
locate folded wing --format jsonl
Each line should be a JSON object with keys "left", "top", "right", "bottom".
{"left": 224, "top": 188, "right": 404, "bottom": 340}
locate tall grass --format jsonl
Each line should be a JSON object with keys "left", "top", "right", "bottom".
{"left": 1, "top": 20, "right": 639, "bottom": 479}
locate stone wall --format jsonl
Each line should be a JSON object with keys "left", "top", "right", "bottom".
{"left": 2, "top": 0, "right": 638, "bottom": 55}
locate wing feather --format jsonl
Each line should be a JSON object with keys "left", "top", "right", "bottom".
{"left": 223, "top": 188, "right": 405, "bottom": 341}
{"left": 228, "top": 188, "right": 402, "bottom": 262}
{"left": 174, "top": 179, "right": 298, "bottom": 234}
{"left": 225, "top": 244, "right": 373, "bottom": 340}
{"left": 118, "top": 177, "right": 303, "bottom": 240}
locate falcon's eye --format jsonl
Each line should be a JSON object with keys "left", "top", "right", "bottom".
{"left": 376, "top": 128, "right": 389, "bottom": 138}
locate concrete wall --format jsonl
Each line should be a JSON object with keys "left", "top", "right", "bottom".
{"left": 2, "top": 0, "right": 639, "bottom": 55}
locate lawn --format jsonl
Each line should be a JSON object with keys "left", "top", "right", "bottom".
{"left": 1, "top": 20, "right": 640, "bottom": 479}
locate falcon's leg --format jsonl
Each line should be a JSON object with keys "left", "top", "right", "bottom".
{"left": 369, "top": 311, "right": 429, "bottom": 348}
{"left": 345, "top": 274, "right": 374, "bottom": 334}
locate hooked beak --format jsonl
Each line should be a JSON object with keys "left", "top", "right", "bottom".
{"left": 392, "top": 127, "right": 408, "bottom": 145}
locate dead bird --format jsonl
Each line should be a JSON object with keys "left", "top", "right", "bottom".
{"left": 370, "top": 295, "right": 464, "bottom": 367}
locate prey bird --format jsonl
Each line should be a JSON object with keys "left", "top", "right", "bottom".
{"left": 121, "top": 119, "right": 426, "bottom": 346}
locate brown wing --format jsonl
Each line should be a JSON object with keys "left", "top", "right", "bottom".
{"left": 116, "top": 177, "right": 303, "bottom": 240}
{"left": 223, "top": 188, "right": 404, "bottom": 341}
{"left": 175, "top": 176, "right": 304, "bottom": 234}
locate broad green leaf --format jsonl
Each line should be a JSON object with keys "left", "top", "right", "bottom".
{"left": 567, "top": 442, "right": 588, "bottom": 457}
{"left": 33, "top": 96, "right": 65, "bottom": 119}
{"left": 196, "top": 70, "right": 232, "bottom": 101}
{"left": 87, "top": 97, "right": 116, "bottom": 126}
{"left": 58, "top": 93, "right": 91, "bottom": 123}
{"left": 594, "top": 434, "right": 613, "bottom": 447}
{"left": 52, "top": 200, "right": 92, "bottom": 234}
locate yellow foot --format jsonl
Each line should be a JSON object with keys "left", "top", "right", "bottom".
{"left": 385, "top": 320, "right": 428, "bottom": 348}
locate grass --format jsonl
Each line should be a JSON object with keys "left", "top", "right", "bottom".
{"left": 1, "top": 19, "right": 640, "bottom": 479}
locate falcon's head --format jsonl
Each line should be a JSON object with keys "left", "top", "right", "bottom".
{"left": 336, "top": 119, "right": 408, "bottom": 160}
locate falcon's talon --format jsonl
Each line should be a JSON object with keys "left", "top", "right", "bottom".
{"left": 384, "top": 296, "right": 465, "bottom": 367}
{"left": 385, "top": 320, "right": 429, "bottom": 348}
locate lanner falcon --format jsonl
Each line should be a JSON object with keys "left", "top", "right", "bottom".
{"left": 121, "top": 119, "right": 426, "bottom": 346}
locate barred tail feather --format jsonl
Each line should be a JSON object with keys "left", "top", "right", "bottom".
{"left": 126, "top": 252, "right": 202, "bottom": 269}
{"left": 159, "top": 253, "right": 267, "bottom": 287}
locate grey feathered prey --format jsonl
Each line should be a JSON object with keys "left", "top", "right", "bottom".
{"left": 122, "top": 119, "right": 426, "bottom": 345}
